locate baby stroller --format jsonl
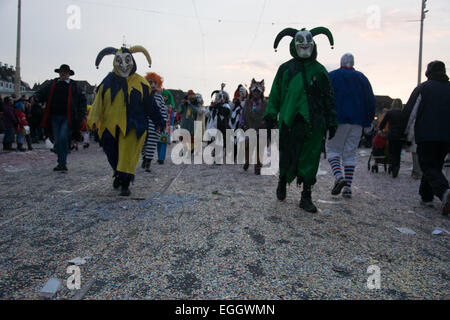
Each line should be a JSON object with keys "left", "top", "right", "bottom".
{"left": 368, "top": 131, "right": 391, "bottom": 173}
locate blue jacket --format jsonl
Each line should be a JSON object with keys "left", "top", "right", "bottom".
{"left": 329, "top": 67, "right": 376, "bottom": 127}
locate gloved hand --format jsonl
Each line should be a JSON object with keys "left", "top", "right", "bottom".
{"left": 264, "top": 116, "right": 276, "bottom": 130}
{"left": 328, "top": 126, "right": 337, "bottom": 140}
{"left": 24, "top": 125, "right": 30, "bottom": 135}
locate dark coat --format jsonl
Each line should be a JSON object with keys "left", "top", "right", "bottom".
{"left": 402, "top": 75, "right": 450, "bottom": 143}
{"left": 2, "top": 102, "right": 18, "bottom": 129}
{"left": 34, "top": 78, "right": 86, "bottom": 139}
{"left": 378, "top": 109, "right": 406, "bottom": 141}
{"left": 30, "top": 103, "right": 44, "bottom": 128}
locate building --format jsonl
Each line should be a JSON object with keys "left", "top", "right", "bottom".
{"left": 0, "top": 61, "right": 32, "bottom": 97}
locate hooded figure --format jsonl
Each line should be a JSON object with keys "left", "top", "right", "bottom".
{"left": 402, "top": 60, "right": 450, "bottom": 216}
{"left": 265, "top": 27, "right": 338, "bottom": 213}
{"left": 87, "top": 46, "right": 165, "bottom": 196}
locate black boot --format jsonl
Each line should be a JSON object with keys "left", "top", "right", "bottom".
{"left": 145, "top": 159, "right": 152, "bottom": 173}
{"left": 113, "top": 177, "right": 121, "bottom": 189}
{"left": 392, "top": 165, "right": 400, "bottom": 178}
{"left": 141, "top": 158, "right": 147, "bottom": 169}
{"left": 299, "top": 186, "right": 317, "bottom": 213}
{"left": 26, "top": 135, "right": 33, "bottom": 151}
{"left": 276, "top": 177, "right": 287, "bottom": 201}
{"left": 17, "top": 143, "right": 26, "bottom": 152}
{"left": 120, "top": 180, "right": 131, "bottom": 196}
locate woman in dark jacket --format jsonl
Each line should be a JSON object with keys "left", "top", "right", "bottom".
{"left": 378, "top": 99, "right": 406, "bottom": 178}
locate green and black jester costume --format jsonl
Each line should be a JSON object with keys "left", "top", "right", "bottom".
{"left": 264, "top": 27, "right": 338, "bottom": 213}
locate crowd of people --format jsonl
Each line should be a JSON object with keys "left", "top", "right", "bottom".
{"left": 1, "top": 94, "right": 44, "bottom": 151}
{"left": 1, "top": 26, "right": 449, "bottom": 215}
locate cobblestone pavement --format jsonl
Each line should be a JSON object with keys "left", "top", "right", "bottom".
{"left": 0, "top": 139, "right": 449, "bottom": 300}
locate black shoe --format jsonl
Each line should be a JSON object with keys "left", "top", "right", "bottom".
{"left": 299, "top": 191, "right": 317, "bottom": 213}
{"left": 254, "top": 167, "right": 261, "bottom": 175}
{"left": 53, "top": 164, "right": 68, "bottom": 172}
{"left": 392, "top": 166, "right": 400, "bottom": 178}
{"left": 120, "top": 181, "right": 131, "bottom": 197}
{"left": 157, "top": 160, "right": 164, "bottom": 164}
{"left": 145, "top": 159, "right": 152, "bottom": 173}
{"left": 276, "top": 178, "right": 287, "bottom": 201}
{"left": 331, "top": 178, "right": 347, "bottom": 195}
{"left": 342, "top": 187, "right": 352, "bottom": 199}
{"left": 141, "top": 158, "right": 147, "bottom": 169}
{"left": 113, "top": 178, "right": 121, "bottom": 189}
{"left": 243, "top": 163, "right": 249, "bottom": 171}
{"left": 17, "top": 144, "right": 26, "bottom": 152}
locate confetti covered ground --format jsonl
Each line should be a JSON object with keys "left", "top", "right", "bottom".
{"left": 0, "top": 139, "right": 449, "bottom": 300}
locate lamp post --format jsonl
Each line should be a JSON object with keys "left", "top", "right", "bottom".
{"left": 418, "top": 0, "right": 428, "bottom": 85}
{"left": 14, "top": 0, "right": 22, "bottom": 97}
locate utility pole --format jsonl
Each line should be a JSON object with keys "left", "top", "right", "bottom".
{"left": 418, "top": 0, "right": 428, "bottom": 85}
{"left": 14, "top": 0, "right": 22, "bottom": 97}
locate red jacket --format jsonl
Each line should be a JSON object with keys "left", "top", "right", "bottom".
{"left": 14, "top": 109, "right": 28, "bottom": 132}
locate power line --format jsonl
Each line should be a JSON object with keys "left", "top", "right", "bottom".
{"left": 191, "top": 0, "right": 206, "bottom": 88}
{"left": 70, "top": 0, "right": 305, "bottom": 26}
{"left": 246, "top": 0, "right": 267, "bottom": 57}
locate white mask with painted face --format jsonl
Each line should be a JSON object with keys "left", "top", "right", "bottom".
{"left": 294, "top": 30, "right": 315, "bottom": 59}
{"left": 114, "top": 52, "right": 134, "bottom": 78}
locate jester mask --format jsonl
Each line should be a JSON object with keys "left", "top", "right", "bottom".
{"left": 95, "top": 45, "right": 152, "bottom": 78}
{"left": 274, "top": 27, "right": 334, "bottom": 60}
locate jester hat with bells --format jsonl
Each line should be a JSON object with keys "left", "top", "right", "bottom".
{"left": 95, "top": 45, "right": 152, "bottom": 78}
{"left": 211, "top": 83, "right": 230, "bottom": 104}
{"left": 274, "top": 27, "right": 334, "bottom": 60}
{"left": 90, "top": 45, "right": 156, "bottom": 140}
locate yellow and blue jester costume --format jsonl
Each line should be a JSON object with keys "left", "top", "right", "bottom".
{"left": 87, "top": 45, "right": 165, "bottom": 196}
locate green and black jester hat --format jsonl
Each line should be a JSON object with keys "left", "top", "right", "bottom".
{"left": 274, "top": 27, "right": 334, "bottom": 60}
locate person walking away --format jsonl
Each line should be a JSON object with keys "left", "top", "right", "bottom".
{"left": 326, "top": 53, "right": 376, "bottom": 198}
{"left": 378, "top": 98, "right": 406, "bottom": 178}
{"left": 402, "top": 60, "right": 450, "bottom": 215}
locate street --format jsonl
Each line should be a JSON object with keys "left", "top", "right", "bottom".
{"left": 0, "top": 140, "right": 449, "bottom": 299}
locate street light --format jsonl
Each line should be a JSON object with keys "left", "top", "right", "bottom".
{"left": 418, "top": 0, "right": 428, "bottom": 85}
{"left": 14, "top": 0, "right": 22, "bottom": 97}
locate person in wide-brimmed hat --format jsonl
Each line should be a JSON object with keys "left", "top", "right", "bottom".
{"left": 33, "top": 64, "right": 87, "bottom": 172}
{"left": 54, "top": 64, "right": 75, "bottom": 76}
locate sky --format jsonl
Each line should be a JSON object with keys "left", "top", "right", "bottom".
{"left": 1, "top": 0, "right": 449, "bottom": 104}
